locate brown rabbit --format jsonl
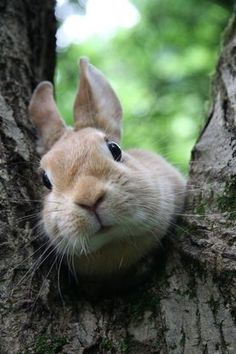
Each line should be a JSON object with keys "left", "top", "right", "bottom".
{"left": 29, "top": 58, "right": 186, "bottom": 276}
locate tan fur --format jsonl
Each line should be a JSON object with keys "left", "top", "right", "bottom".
{"left": 29, "top": 82, "right": 65, "bottom": 154}
{"left": 29, "top": 58, "right": 186, "bottom": 276}
{"left": 74, "top": 58, "right": 122, "bottom": 143}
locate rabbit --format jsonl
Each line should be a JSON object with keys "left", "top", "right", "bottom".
{"left": 29, "top": 57, "right": 186, "bottom": 276}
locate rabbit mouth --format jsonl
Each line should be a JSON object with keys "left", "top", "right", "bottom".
{"left": 94, "top": 212, "right": 112, "bottom": 234}
{"left": 96, "top": 225, "right": 112, "bottom": 235}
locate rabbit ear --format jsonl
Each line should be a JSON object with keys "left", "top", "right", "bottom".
{"left": 74, "top": 58, "right": 122, "bottom": 143}
{"left": 29, "top": 82, "right": 66, "bottom": 154}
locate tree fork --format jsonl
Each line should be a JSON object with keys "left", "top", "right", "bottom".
{"left": 0, "top": 2, "right": 236, "bottom": 354}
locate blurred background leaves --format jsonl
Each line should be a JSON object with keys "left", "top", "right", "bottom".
{"left": 55, "top": 0, "right": 230, "bottom": 173}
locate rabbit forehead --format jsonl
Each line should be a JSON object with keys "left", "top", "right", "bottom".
{"left": 60, "top": 126, "right": 105, "bottom": 146}
{"left": 40, "top": 127, "right": 109, "bottom": 176}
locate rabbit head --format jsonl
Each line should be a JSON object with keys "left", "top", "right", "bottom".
{"left": 29, "top": 58, "right": 185, "bottom": 275}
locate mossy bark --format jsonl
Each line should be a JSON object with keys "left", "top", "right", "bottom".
{"left": 0, "top": 2, "right": 236, "bottom": 354}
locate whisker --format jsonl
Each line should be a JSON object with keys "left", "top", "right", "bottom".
{"left": 14, "top": 212, "right": 41, "bottom": 223}
{"left": 71, "top": 240, "right": 78, "bottom": 281}
{"left": 11, "top": 234, "right": 62, "bottom": 295}
{"left": 7, "top": 238, "right": 50, "bottom": 282}
{"left": 31, "top": 248, "right": 61, "bottom": 312}
{"left": 56, "top": 242, "right": 71, "bottom": 304}
{"left": 1, "top": 197, "right": 61, "bottom": 204}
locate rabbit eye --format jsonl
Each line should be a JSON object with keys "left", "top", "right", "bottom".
{"left": 42, "top": 171, "right": 52, "bottom": 190}
{"left": 106, "top": 141, "right": 122, "bottom": 162}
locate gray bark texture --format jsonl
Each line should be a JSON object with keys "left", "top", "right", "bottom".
{"left": 0, "top": 2, "right": 236, "bottom": 354}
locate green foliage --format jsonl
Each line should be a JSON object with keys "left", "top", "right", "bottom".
{"left": 56, "top": 0, "right": 229, "bottom": 173}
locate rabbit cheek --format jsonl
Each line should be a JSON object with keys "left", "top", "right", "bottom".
{"left": 132, "top": 210, "right": 148, "bottom": 226}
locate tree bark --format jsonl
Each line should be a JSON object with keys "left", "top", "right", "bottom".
{"left": 0, "top": 2, "right": 236, "bottom": 354}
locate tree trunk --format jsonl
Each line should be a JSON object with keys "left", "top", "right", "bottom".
{"left": 0, "top": 2, "right": 236, "bottom": 354}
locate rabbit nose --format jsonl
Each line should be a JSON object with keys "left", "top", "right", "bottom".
{"left": 73, "top": 176, "right": 106, "bottom": 212}
{"left": 77, "top": 194, "right": 105, "bottom": 213}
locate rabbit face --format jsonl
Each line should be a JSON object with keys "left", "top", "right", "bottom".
{"left": 40, "top": 127, "right": 161, "bottom": 256}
